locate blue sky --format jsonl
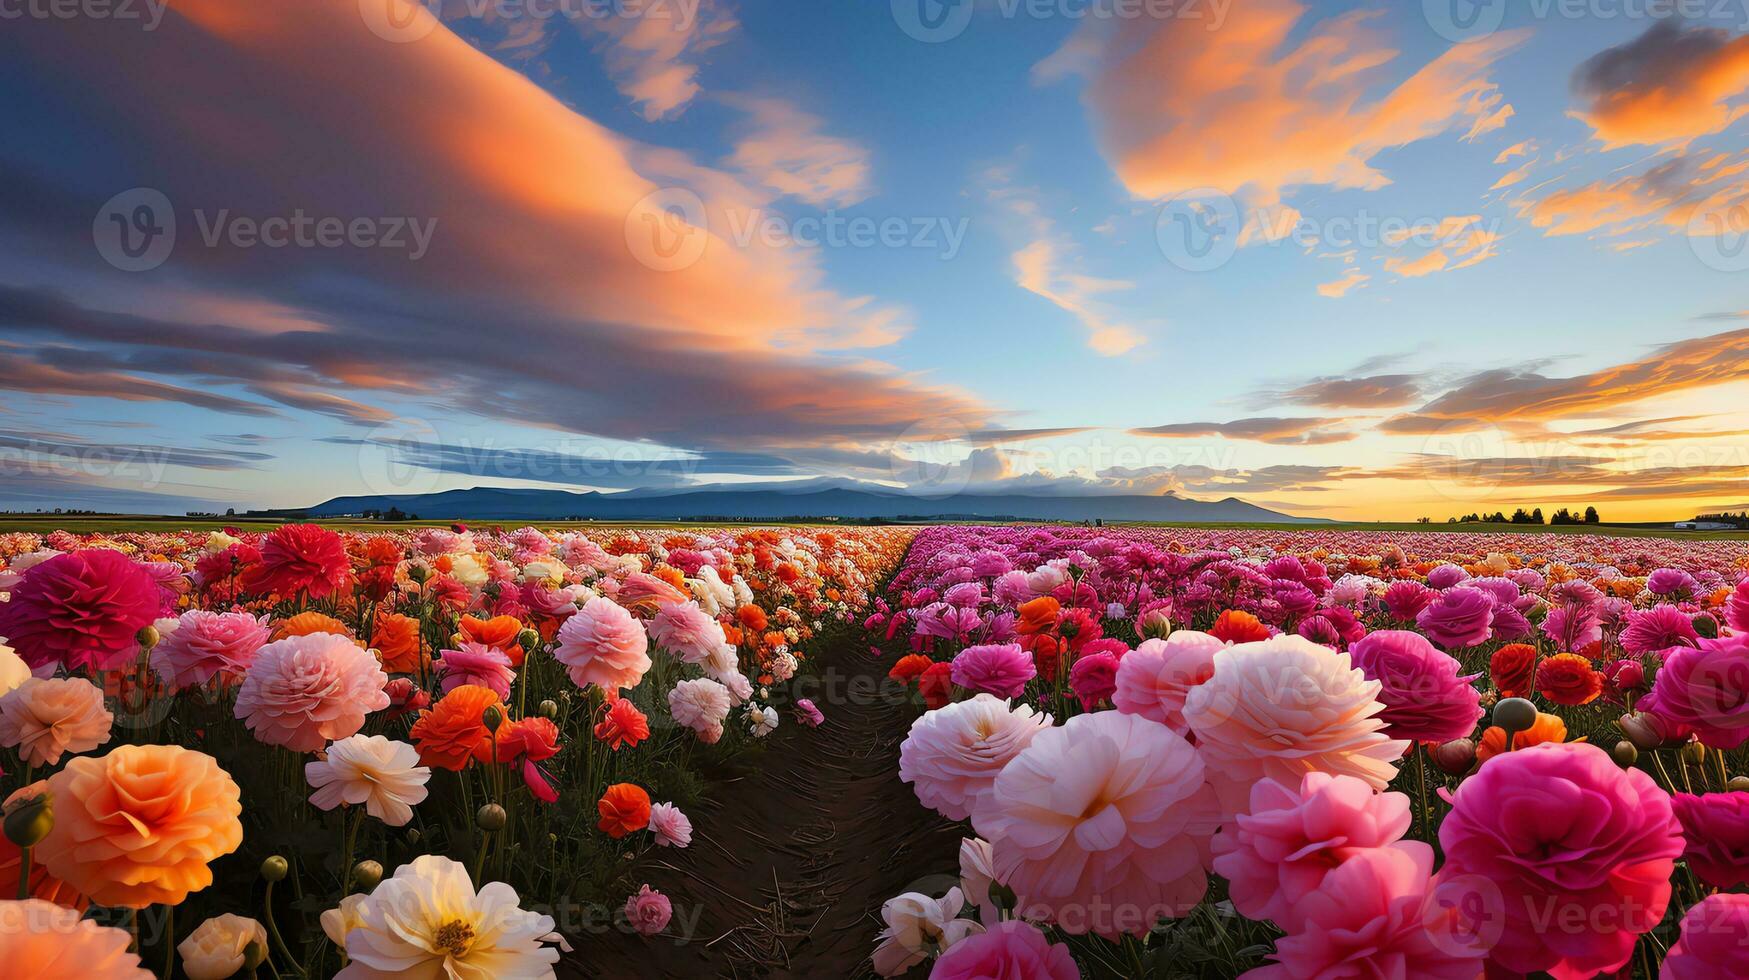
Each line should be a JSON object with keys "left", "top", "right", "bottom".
{"left": 2, "top": 0, "right": 1748, "bottom": 520}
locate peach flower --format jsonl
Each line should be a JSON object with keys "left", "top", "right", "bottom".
{"left": 0, "top": 677, "right": 113, "bottom": 767}
{"left": 234, "top": 633, "right": 390, "bottom": 752}
{"left": 553, "top": 597, "right": 649, "bottom": 693}
{"left": 1184, "top": 635, "right": 1407, "bottom": 816}
{"left": 0, "top": 898, "right": 149, "bottom": 978}
{"left": 40, "top": 744, "right": 243, "bottom": 908}
{"left": 0, "top": 642, "right": 30, "bottom": 697}
{"left": 899, "top": 694, "right": 1052, "bottom": 822}
{"left": 1111, "top": 630, "right": 1222, "bottom": 734}
{"left": 177, "top": 914, "right": 266, "bottom": 980}
{"left": 337, "top": 855, "right": 562, "bottom": 979}
{"left": 305, "top": 735, "right": 430, "bottom": 827}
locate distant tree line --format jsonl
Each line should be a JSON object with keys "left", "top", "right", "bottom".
{"left": 1439, "top": 506, "right": 1600, "bottom": 525}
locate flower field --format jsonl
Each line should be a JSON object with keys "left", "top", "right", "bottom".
{"left": 4, "top": 522, "right": 1749, "bottom": 977}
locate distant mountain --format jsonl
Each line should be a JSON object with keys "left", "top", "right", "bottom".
{"left": 278, "top": 482, "right": 1320, "bottom": 524}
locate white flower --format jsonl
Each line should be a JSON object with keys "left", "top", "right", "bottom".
{"left": 177, "top": 914, "right": 266, "bottom": 980}
{"left": 448, "top": 554, "right": 488, "bottom": 588}
{"left": 958, "top": 837, "right": 997, "bottom": 920}
{"left": 769, "top": 651, "right": 797, "bottom": 681}
{"left": 337, "top": 855, "right": 565, "bottom": 979}
{"left": 871, "top": 887, "right": 983, "bottom": 977}
{"left": 306, "top": 735, "right": 431, "bottom": 827}
{"left": 520, "top": 558, "right": 567, "bottom": 584}
{"left": 747, "top": 705, "right": 779, "bottom": 737}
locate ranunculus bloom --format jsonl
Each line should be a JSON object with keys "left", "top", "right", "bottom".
{"left": 1639, "top": 634, "right": 1749, "bottom": 748}
{"left": 594, "top": 697, "right": 650, "bottom": 750}
{"left": 647, "top": 600, "right": 726, "bottom": 664}
{"left": 234, "top": 633, "right": 390, "bottom": 752}
{"left": 40, "top": 744, "right": 243, "bottom": 908}
{"left": 370, "top": 611, "right": 425, "bottom": 674}
{"left": 0, "top": 644, "right": 28, "bottom": 698}
{"left": 554, "top": 597, "right": 650, "bottom": 694}
{"left": 973, "top": 709, "right": 1220, "bottom": 939}
{"left": 899, "top": 694, "right": 1051, "bottom": 822}
{"left": 871, "top": 888, "right": 981, "bottom": 977}
{"left": 457, "top": 614, "right": 526, "bottom": 666}
{"left": 273, "top": 610, "right": 351, "bottom": 640}
{"left": 1438, "top": 741, "right": 1681, "bottom": 979}
{"left": 598, "top": 783, "right": 652, "bottom": 838}
{"left": 337, "top": 854, "right": 560, "bottom": 978}
{"left": 1728, "top": 577, "right": 1749, "bottom": 634}
{"left": 1621, "top": 603, "right": 1700, "bottom": 655}
{"left": 1185, "top": 635, "right": 1407, "bottom": 816}
{"left": 1243, "top": 846, "right": 1481, "bottom": 979}
{"left": 150, "top": 610, "right": 271, "bottom": 689}
{"left": 1212, "top": 609, "right": 1271, "bottom": 644}
{"left": 1671, "top": 791, "right": 1749, "bottom": 888}
{"left": 1665, "top": 893, "right": 1749, "bottom": 979}
{"left": 0, "top": 898, "right": 150, "bottom": 978}
{"left": 1348, "top": 629, "right": 1482, "bottom": 744}
{"left": 1382, "top": 580, "right": 1436, "bottom": 620}
{"left": 667, "top": 677, "right": 732, "bottom": 743}
{"left": 648, "top": 802, "right": 692, "bottom": 848}
{"left": 0, "top": 550, "right": 160, "bottom": 673}
{"left": 178, "top": 914, "right": 267, "bottom": 980}
{"left": 1068, "top": 650, "right": 1120, "bottom": 711}
{"left": 409, "top": 684, "right": 501, "bottom": 770}
{"left": 1414, "top": 586, "right": 1494, "bottom": 650}
{"left": 1015, "top": 595, "right": 1060, "bottom": 635}
{"left": 1111, "top": 631, "right": 1222, "bottom": 735}
{"left": 929, "top": 921, "right": 1077, "bottom": 980}
{"left": 306, "top": 735, "right": 430, "bottom": 827}
{"left": 888, "top": 653, "right": 933, "bottom": 684}
{"left": 0, "top": 677, "right": 113, "bottom": 767}
{"left": 624, "top": 884, "right": 671, "bottom": 937}
{"left": 244, "top": 524, "right": 350, "bottom": 599}
{"left": 949, "top": 643, "right": 1035, "bottom": 699}
{"left": 434, "top": 641, "right": 515, "bottom": 699}
{"left": 1475, "top": 710, "right": 1567, "bottom": 762}
{"left": 1535, "top": 652, "right": 1603, "bottom": 706}
{"left": 918, "top": 661, "right": 955, "bottom": 710}
{"left": 1488, "top": 643, "right": 1536, "bottom": 698}
{"left": 794, "top": 698, "right": 824, "bottom": 727}
{"left": 1211, "top": 772, "right": 1422, "bottom": 930}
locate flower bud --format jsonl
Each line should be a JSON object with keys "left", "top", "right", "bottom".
{"left": 1729, "top": 776, "right": 1749, "bottom": 793}
{"left": 260, "top": 855, "right": 289, "bottom": 882}
{"left": 538, "top": 699, "right": 559, "bottom": 720}
{"left": 2, "top": 793, "right": 53, "bottom": 849}
{"left": 1682, "top": 742, "right": 1707, "bottom": 766}
{"left": 1492, "top": 697, "right": 1537, "bottom": 734}
{"left": 517, "top": 629, "right": 541, "bottom": 651}
{"left": 1694, "top": 614, "right": 1721, "bottom": 640}
{"left": 988, "top": 882, "right": 1017, "bottom": 913}
{"left": 1431, "top": 738, "right": 1477, "bottom": 776}
{"left": 1610, "top": 660, "right": 1645, "bottom": 693}
{"left": 482, "top": 705, "right": 503, "bottom": 732}
{"left": 136, "top": 625, "right": 160, "bottom": 649}
{"left": 1611, "top": 741, "right": 1638, "bottom": 769}
{"left": 1619, "top": 713, "right": 1664, "bottom": 752}
{"left": 351, "top": 860, "right": 384, "bottom": 892}
{"left": 476, "top": 803, "right": 507, "bottom": 833}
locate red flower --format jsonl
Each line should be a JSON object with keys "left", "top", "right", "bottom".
{"left": 1489, "top": 643, "right": 1538, "bottom": 698}
{"left": 918, "top": 661, "right": 955, "bottom": 709}
{"left": 1211, "top": 609, "right": 1270, "bottom": 644}
{"left": 1054, "top": 607, "right": 1102, "bottom": 652}
{"left": 477, "top": 716, "right": 562, "bottom": 803}
{"left": 0, "top": 550, "right": 160, "bottom": 672}
{"left": 242, "top": 524, "right": 350, "bottom": 599}
{"left": 1536, "top": 652, "right": 1604, "bottom": 706}
{"left": 598, "top": 783, "right": 652, "bottom": 838}
{"left": 889, "top": 654, "right": 934, "bottom": 684}
{"left": 594, "top": 698, "right": 651, "bottom": 750}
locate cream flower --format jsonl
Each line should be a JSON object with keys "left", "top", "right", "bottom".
{"left": 871, "top": 887, "right": 984, "bottom": 977}
{"left": 321, "top": 893, "right": 367, "bottom": 947}
{"left": 305, "top": 735, "right": 431, "bottom": 827}
{"left": 448, "top": 554, "right": 488, "bottom": 588}
{"left": 0, "top": 641, "right": 30, "bottom": 697}
{"left": 0, "top": 898, "right": 150, "bottom": 978}
{"left": 1183, "top": 634, "right": 1408, "bottom": 816}
{"left": 337, "top": 855, "right": 564, "bottom": 979}
{"left": 0, "top": 677, "right": 113, "bottom": 766}
{"left": 177, "top": 914, "right": 266, "bottom": 980}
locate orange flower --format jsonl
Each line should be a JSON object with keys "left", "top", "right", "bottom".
{"left": 597, "top": 783, "right": 652, "bottom": 838}
{"left": 39, "top": 744, "right": 243, "bottom": 908}
{"left": 1536, "top": 653, "right": 1604, "bottom": 706}
{"left": 1489, "top": 643, "right": 1538, "bottom": 698}
{"left": 275, "top": 611, "right": 351, "bottom": 640}
{"left": 889, "top": 654, "right": 934, "bottom": 684}
{"left": 594, "top": 699, "right": 650, "bottom": 750}
{"left": 736, "top": 604, "right": 768, "bottom": 633}
{"left": 474, "top": 716, "right": 560, "bottom": 765}
{"left": 409, "top": 684, "right": 501, "bottom": 771}
{"left": 651, "top": 565, "right": 687, "bottom": 591}
{"left": 1211, "top": 609, "right": 1271, "bottom": 644}
{"left": 372, "top": 610, "right": 425, "bottom": 674}
{"left": 458, "top": 614, "right": 526, "bottom": 667}
{"left": 1477, "top": 712, "right": 1572, "bottom": 762}
{"left": 0, "top": 783, "right": 85, "bottom": 910}
{"left": 1015, "top": 596, "right": 1060, "bottom": 636}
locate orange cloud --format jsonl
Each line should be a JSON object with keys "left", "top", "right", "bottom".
{"left": 579, "top": 0, "right": 739, "bottom": 120}
{"left": 1317, "top": 268, "right": 1369, "bottom": 298}
{"left": 721, "top": 96, "right": 871, "bottom": 207}
{"left": 1517, "top": 154, "right": 1749, "bottom": 239}
{"left": 1131, "top": 417, "right": 1356, "bottom": 446}
{"left": 1571, "top": 21, "right": 1749, "bottom": 148}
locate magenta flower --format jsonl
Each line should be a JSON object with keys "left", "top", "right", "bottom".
{"left": 1067, "top": 650, "right": 1119, "bottom": 711}
{"left": 1648, "top": 567, "right": 1699, "bottom": 599}
{"left": 1347, "top": 629, "right": 1481, "bottom": 744}
{"left": 0, "top": 550, "right": 160, "bottom": 673}
{"left": 1639, "top": 634, "right": 1749, "bottom": 748}
{"left": 794, "top": 698, "right": 824, "bottom": 727}
{"left": 150, "top": 610, "right": 271, "bottom": 689}
{"left": 1414, "top": 586, "right": 1494, "bottom": 651}
{"left": 1620, "top": 603, "right": 1700, "bottom": 655}
{"left": 435, "top": 641, "right": 516, "bottom": 699}
{"left": 949, "top": 643, "right": 1035, "bottom": 699}
{"left": 1666, "top": 893, "right": 1749, "bottom": 979}
{"left": 1672, "top": 792, "right": 1749, "bottom": 888}
{"left": 1382, "top": 580, "right": 1436, "bottom": 621}
{"left": 1729, "top": 577, "right": 1749, "bottom": 634}
{"left": 1425, "top": 564, "right": 1470, "bottom": 590}
{"left": 929, "top": 921, "right": 1078, "bottom": 980}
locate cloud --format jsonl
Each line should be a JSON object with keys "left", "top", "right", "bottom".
{"left": 1130, "top": 417, "right": 1356, "bottom": 446}
{"left": 1285, "top": 374, "right": 1423, "bottom": 409}
{"left": 966, "top": 426, "right": 1096, "bottom": 444}
{"left": 1317, "top": 268, "right": 1369, "bottom": 298}
{"left": 1039, "top": 0, "right": 1526, "bottom": 203}
{"left": 579, "top": 0, "right": 738, "bottom": 120}
{"left": 0, "top": 0, "right": 989, "bottom": 452}
{"left": 721, "top": 95, "right": 871, "bottom": 207}
{"left": 1516, "top": 154, "right": 1749, "bottom": 238}
{"left": 1571, "top": 20, "right": 1749, "bottom": 148}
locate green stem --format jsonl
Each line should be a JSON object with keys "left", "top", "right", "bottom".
{"left": 262, "top": 880, "right": 305, "bottom": 978}
{"left": 161, "top": 904, "right": 174, "bottom": 980}
{"left": 15, "top": 847, "right": 29, "bottom": 901}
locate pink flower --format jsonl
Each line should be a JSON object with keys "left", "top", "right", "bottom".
{"left": 1382, "top": 580, "right": 1436, "bottom": 621}
{"left": 150, "top": 610, "right": 271, "bottom": 689}
{"left": 234, "top": 633, "right": 391, "bottom": 752}
{"left": 972, "top": 709, "right": 1219, "bottom": 939}
{"left": 667, "top": 678, "right": 731, "bottom": 743}
{"left": 1347, "top": 630, "right": 1482, "bottom": 744}
{"left": 1728, "top": 577, "right": 1749, "bottom": 634}
{"left": 794, "top": 698, "right": 824, "bottom": 727}
{"left": 1639, "top": 634, "right": 1749, "bottom": 748}
{"left": 949, "top": 643, "right": 1035, "bottom": 699}
{"left": 1620, "top": 603, "right": 1700, "bottom": 655}
{"left": 929, "top": 921, "right": 1078, "bottom": 980}
{"left": 899, "top": 694, "right": 1051, "bottom": 822}
{"left": 554, "top": 597, "right": 650, "bottom": 694}
{"left": 1665, "top": 893, "right": 1749, "bottom": 979}
{"left": 623, "top": 884, "right": 671, "bottom": 937}
{"left": 1111, "top": 631, "right": 1221, "bottom": 735}
{"left": 1671, "top": 792, "right": 1749, "bottom": 888}
{"left": 1414, "top": 586, "right": 1494, "bottom": 651}
{"left": 1242, "top": 847, "right": 1481, "bottom": 980}
{"left": 1211, "top": 772, "right": 1422, "bottom": 930}
{"left": 648, "top": 802, "right": 692, "bottom": 848}
{"left": 243, "top": 524, "right": 349, "bottom": 599}
{"left": 1067, "top": 650, "right": 1119, "bottom": 711}
{"left": 1437, "top": 741, "right": 1681, "bottom": 979}
{"left": 0, "top": 677, "right": 113, "bottom": 766}
{"left": 0, "top": 550, "right": 160, "bottom": 673}
{"left": 647, "top": 601, "right": 725, "bottom": 665}
{"left": 434, "top": 642, "right": 515, "bottom": 699}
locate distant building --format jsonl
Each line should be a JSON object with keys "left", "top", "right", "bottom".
{"left": 1675, "top": 521, "right": 1736, "bottom": 531}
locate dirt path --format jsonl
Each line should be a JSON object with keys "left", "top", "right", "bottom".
{"left": 565, "top": 638, "right": 963, "bottom": 979}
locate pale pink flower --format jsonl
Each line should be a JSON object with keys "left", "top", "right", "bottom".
{"left": 648, "top": 802, "right": 692, "bottom": 848}
{"left": 871, "top": 888, "right": 982, "bottom": 977}
{"left": 899, "top": 694, "right": 1051, "bottom": 822}
{"left": 972, "top": 709, "right": 1220, "bottom": 939}
{"left": 305, "top": 735, "right": 430, "bottom": 827}
{"left": 647, "top": 601, "right": 725, "bottom": 664}
{"left": 554, "top": 597, "right": 650, "bottom": 693}
{"left": 434, "top": 641, "right": 515, "bottom": 699}
{"left": 149, "top": 610, "right": 270, "bottom": 689}
{"left": 0, "top": 677, "right": 113, "bottom": 767}
{"left": 624, "top": 885, "right": 671, "bottom": 937}
{"left": 1112, "top": 630, "right": 1222, "bottom": 734}
{"left": 667, "top": 677, "right": 731, "bottom": 743}
{"left": 234, "top": 633, "right": 390, "bottom": 752}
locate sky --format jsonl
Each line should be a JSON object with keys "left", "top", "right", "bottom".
{"left": 2, "top": 0, "right": 1749, "bottom": 522}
